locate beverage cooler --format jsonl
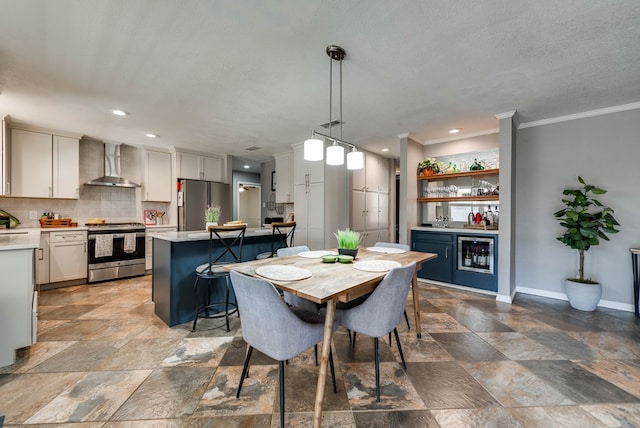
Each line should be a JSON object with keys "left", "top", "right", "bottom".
{"left": 458, "top": 236, "right": 494, "bottom": 274}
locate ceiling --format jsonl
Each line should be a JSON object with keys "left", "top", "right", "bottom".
{"left": 1, "top": 1, "right": 639, "bottom": 166}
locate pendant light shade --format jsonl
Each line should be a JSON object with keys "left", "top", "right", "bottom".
{"left": 304, "top": 138, "right": 324, "bottom": 161}
{"left": 326, "top": 143, "right": 344, "bottom": 165}
{"left": 347, "top": 148, "right": 364, "bottom": 170}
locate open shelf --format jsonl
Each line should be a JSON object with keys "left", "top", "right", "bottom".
{"left": 417, "top": 195, "right": 500, "bottom": 203}
{"left": 417, "top": 168, "right": 499, "bottom": 181}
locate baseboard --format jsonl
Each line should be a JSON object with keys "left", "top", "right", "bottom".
{"left": 417, "top": 278, "right": 497, "bottom": 297}
{"left": 515, "top": 286, "right": 635, "bottom": 313}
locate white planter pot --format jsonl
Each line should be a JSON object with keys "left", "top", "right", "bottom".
{"left": 565, "top": 279, "right": 602, "bottom": 311}
{"left": 206, "top": 221, "right": 218, "bottom": 230}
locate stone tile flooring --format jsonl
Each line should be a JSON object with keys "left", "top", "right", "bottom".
{"left": 2, "top": 275, "right": 640, "bottom": 427}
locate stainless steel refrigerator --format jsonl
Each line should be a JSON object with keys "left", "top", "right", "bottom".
{"left": 177, "top": 179, "right": 231, "bottom": 231}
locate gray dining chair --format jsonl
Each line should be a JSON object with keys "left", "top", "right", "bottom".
{"left": 374, "top": 242, "right": 412, "bottom": 332}
{"left": 335, "top": 262, "right": 416, "bottom": 402}
{"left": 229, "top": 270, "right": 337, "bottom": 428}
{"left": 275, "top": 245, "right": 319, "bottom": 313}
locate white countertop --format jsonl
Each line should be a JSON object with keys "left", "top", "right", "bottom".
{"left": 37, "top": 226, "right": 88, "bottom": 233}
{"left": 153, "top": 227, "right": 275, "bottom": 242}
{"left": 0, "top": 228, "right": 40, "bottom": 250}
{"left": 412, "top": 226, "right": 499, "bottom": 235}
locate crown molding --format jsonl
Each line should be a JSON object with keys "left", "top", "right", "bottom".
{"left": 519, "top": 101, "right": 640, "bottom": 129}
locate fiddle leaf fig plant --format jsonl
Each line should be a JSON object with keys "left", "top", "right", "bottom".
{"left": 554, "top": 176, "right": 620, "bottom": 283}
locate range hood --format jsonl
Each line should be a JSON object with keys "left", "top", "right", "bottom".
{"left": 84, "top": 143, "right": 141, "bottom": 188}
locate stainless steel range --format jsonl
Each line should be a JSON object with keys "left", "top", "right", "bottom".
{"left": 86, "top": 222, "right": 146, "bottom": 283}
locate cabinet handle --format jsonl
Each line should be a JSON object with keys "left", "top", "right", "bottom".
{"left": 445, "top": 248, "right": 448, "bottom": 258}
{"left": 76, "top": 187, "right": 79, "bottom": 198}
{"left": 5, "top": 182, "right": 10, "bottom": 195}
{"left": 38, "top": 248, "right": 44, "bottom": 260}
{"left": 84, "top": 242, "right": 87, "bottom": 253}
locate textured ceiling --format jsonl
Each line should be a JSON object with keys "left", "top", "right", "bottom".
{"left": 1, "top": 0, "right": 639, "bottom": 162}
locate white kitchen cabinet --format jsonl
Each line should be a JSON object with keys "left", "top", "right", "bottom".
{"left": 350, "top": 152, "right": 390, "bottom": 246}
{"left": 176, "top": 150, "right": 225, "bottom": 182}
{"left": 49, "top": 231, "right": 87, "bottom": 282}
{"left": 143, "top": 149, "right": 172, "bottom": 202}
{"left": 274, "top": 152, "right": 293, "bottom": 203}
{"left": 36, "top": 232, "right": 50, "bottom": 285}
{"left": 145, "top": 226, "right": 176, "bottom": 270}
{"left": 351, "top": 151, "right": 390, "bottom": 193}
{"left": 10, "top": 129, "right": 79, "bottom": 199}
{"left": 1, "top": 117, "right": 8, "bottom": 196}
{"left": 292, "top": 143, "right": 347, "bottom": 250}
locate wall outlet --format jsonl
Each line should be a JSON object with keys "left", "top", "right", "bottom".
{"left": 29, "top": 211, "right": 38, "bottom": 220}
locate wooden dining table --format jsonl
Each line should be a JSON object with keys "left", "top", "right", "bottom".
{"left": 226, "top": 246, "right": 436, "bottom": 428}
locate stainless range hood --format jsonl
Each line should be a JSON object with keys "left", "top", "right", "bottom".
{"left": 84, "top": 143, "right": 141, "bottom": 188}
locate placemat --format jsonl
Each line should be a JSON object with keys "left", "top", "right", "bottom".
{"left": 255, "top": 265, "right": 313, "bottom": 281}
{"left": 298, "top": 250, "right": 339, "bottom": 258}
{"left": 367, "top": 246, "right": 407, "bottom": 254}
{"left": 352, "top": 260, "right": 402, "bottom": 272}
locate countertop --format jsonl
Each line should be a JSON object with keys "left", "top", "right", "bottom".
{"left": 0, "top": 228, "right": 40, "bottom": 250}
{"left": 412, "top": 226, "right": 499, "bottom": 235}
{"left": 37, "top": 226, "right": 88, "bottom": 232}
{"left": 153, "top": 227, "right": 275, "bottom": 242}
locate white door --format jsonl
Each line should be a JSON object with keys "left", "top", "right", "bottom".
{"left": 53, "top": 136, "right": 79, "bottom": 199}
{"left": 351, "top": 190, "right": 366, "bottom": 231}
{"left": 177, "top": 152, "right": 201, "bottom": 180}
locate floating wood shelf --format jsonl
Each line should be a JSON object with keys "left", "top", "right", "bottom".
{"left": 417, "top": 168, "right": 499, "bottom": 180}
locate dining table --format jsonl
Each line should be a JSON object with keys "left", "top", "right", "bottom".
{"left": 225, "top": 246, "right": 436, "bottom": 428}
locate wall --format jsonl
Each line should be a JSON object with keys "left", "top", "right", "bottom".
{"left": 516, "top": 108, "right": 640, "bottom": 308}
{"left": 0, "top": 139, "right": 170, "bottom": 227}
{"left": 231, "top": 170, "right": 260, "bottom": 221}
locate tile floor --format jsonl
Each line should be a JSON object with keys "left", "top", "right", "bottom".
{"left": 2, "top": 275, "right": 640, "bottom": 427}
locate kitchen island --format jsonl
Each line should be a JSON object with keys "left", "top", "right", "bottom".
{"left": 0, "top": 229, "right": 39, "bottom": 367}
{"left": 151, "top": 228, "right": 286, "bottom": 327}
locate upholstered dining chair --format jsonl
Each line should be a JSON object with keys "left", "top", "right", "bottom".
{"left": 229, "top": 270, "right": 337, "bottom": 428}
{"left": 374, "top": 241, "right": 412, "bottom": 332}
{"left": 335, "top": 262, "right": 416, "bottom": 402}
{"left": 256, "top": 221, "right": 296, "bottom": 259}
{"left": 192, "top": 224, "right": 246, "bottom": 332}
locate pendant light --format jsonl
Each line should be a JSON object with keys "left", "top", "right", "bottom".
{"left": 303, "top": 45, "right": 362, "bottom": 170}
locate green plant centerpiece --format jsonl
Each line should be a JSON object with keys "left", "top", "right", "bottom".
{"left": 334, "top": 229, "right": 361, "bottom": 259}
{"left": 554, "top": 176, "right": 620, "bottom": 310}
{"left": 205, "top": 205, "right": 221, "bottom": 228}
{"left": 417, "top": 157, "right": 442, "bottom": 176}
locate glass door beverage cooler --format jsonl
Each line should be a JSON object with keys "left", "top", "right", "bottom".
{"left": 457, "top": 236, "right": 495, "bottom": 275}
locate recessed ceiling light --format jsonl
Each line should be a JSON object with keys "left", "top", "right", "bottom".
{"left": 145, "top": 133, "right": 159, "bottom": 138}
{"left": 112, "top": 109, "right": 129, "bottom": 116}
{"left": 381, "top": 148, "right": 390, "bottom": 152}
{"left": 243, "top": 165, "right": 250, "bottom": 169}
{"left": 449, "top": 128, "right": 462, "bottom": 134}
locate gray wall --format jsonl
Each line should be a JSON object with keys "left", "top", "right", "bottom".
{"left": 515, "top": 108, "right": 640, "bottom": 308}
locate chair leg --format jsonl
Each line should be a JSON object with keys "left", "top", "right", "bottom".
{"left": 388, "top": 332, "right": 392, "bottom": 346}
{"left": 352, "top": 331, "right": 357, "bottom": 349}
{"left": 279, "top": 360, "right": 285, "bottom": 428}
{"left": 329, "top": 347, "right": 337, "bottom": 394}
{"left": 314, "top": 344, "right": 318, "bottom": 366}
{"left": 224, "top": 277, "right": 231, "bottom": 332}
{"left": 236, "top": 345, "right": 254, "bottom": 398}
{"left": 374, "top": 337, "right": 380, "bottom": 402}
{"left": 191, "top": 276, "right": 201, "bottom": 332}
{"left": 404, "top": 310, "right": 411, "bottom": 331}
{"left": 393, "top": 328, "right": 407, "bottom": 370}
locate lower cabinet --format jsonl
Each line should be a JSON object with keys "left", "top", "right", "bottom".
{"left": 49, "top": 231, "right": 87, "bottom": 282}
{"left": 36, "top": 233, "right": 50, "bottom": 285}
{"left": 146, "top": 227, "right": 177, "bottom": 270}
{"left": 411, "top": 231, "right": 453, "bottom": 283}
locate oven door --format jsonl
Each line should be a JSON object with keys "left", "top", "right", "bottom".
{"left": 88, "top": 231, "right": 146, "bottom": 265}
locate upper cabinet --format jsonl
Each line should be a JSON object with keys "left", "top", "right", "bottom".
{"left": 10, "top": 129, "right": 79, "bottom": 199}
{"left": 143, "top": 148, "right": 172, "bottom": 202}
{"left": 176, "top": 150, "right": 225, "bottom": 182}
{"left": 274, "top": 152, "right": 293, "bottom": 203}
{"left": 351, "top": 152, "right": 390, "bottom": 193}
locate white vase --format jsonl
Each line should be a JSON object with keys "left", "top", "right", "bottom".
{"left": 565, "top": 278, "right": 601, "bottom": 311}
{"left": 206, "top": 221, "right": 218, "bottom": 230}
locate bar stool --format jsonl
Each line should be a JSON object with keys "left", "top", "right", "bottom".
{"left": 255, "top": 221, "right": 296, "bottom": 260}
{"left": 192, "top": 224, "right": 246, "bottom": 332}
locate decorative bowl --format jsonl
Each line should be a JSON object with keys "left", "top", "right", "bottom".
{"left": 322, "top": 255, "right": 337, "bottom": 263}
{"left": 337, "top": 255, "right": 354, "bottom": 263}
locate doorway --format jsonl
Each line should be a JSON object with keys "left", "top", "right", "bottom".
{"left": 238, "top": 183, "right": 261, "bottom": 227}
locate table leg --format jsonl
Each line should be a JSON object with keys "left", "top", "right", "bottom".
{"left": 411, "top": 271, "right": 422, "bottom": 339}
{"left": 313, "top": 298, "right": 336, "bottom": 428}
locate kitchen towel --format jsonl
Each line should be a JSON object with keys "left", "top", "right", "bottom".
{"left": 124, "top": 233, "right": 136, "bottom": 253}
{"left": 95, "top": 234, "right": 113, "bottom": 258}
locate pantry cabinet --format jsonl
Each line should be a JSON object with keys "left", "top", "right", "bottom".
{"left": 49, "top": 231, "right": 87, "bottom": 282}
{"left": 10, "top": 129, "right": 79, "bottom": 199}
{"left": 176, "top": 150, "right": 224, "bottom": 182}
{"left": 143, "top": 149, "right": 172, "bottom": 202}
{"left": 274, "top": 152, "right": 293, "bottom": 203}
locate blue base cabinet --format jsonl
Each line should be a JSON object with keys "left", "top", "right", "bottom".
{"left": 411, "top": 229, "right": 498, "bottom": 292}
{"left": 411, "top": 231, "right": 454, "bottom": 283}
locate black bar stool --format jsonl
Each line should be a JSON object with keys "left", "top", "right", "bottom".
{"left": 192, "top": 224, "right": 246, "bottom": 332}
{"left": 256, "top": 221, "right": 296, "bottom": 260}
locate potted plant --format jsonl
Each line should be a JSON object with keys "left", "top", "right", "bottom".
{"left": 205, "top": 205, "right": 221, "bottom": 229}
{"left": 554, "top": 176, "right": 620, "bottom": 311}
{"left": 334, "top": 229, "right": 361, "bottom": 259}
{"left": 417, "top": 157, "right": 442, "bottom": 177}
